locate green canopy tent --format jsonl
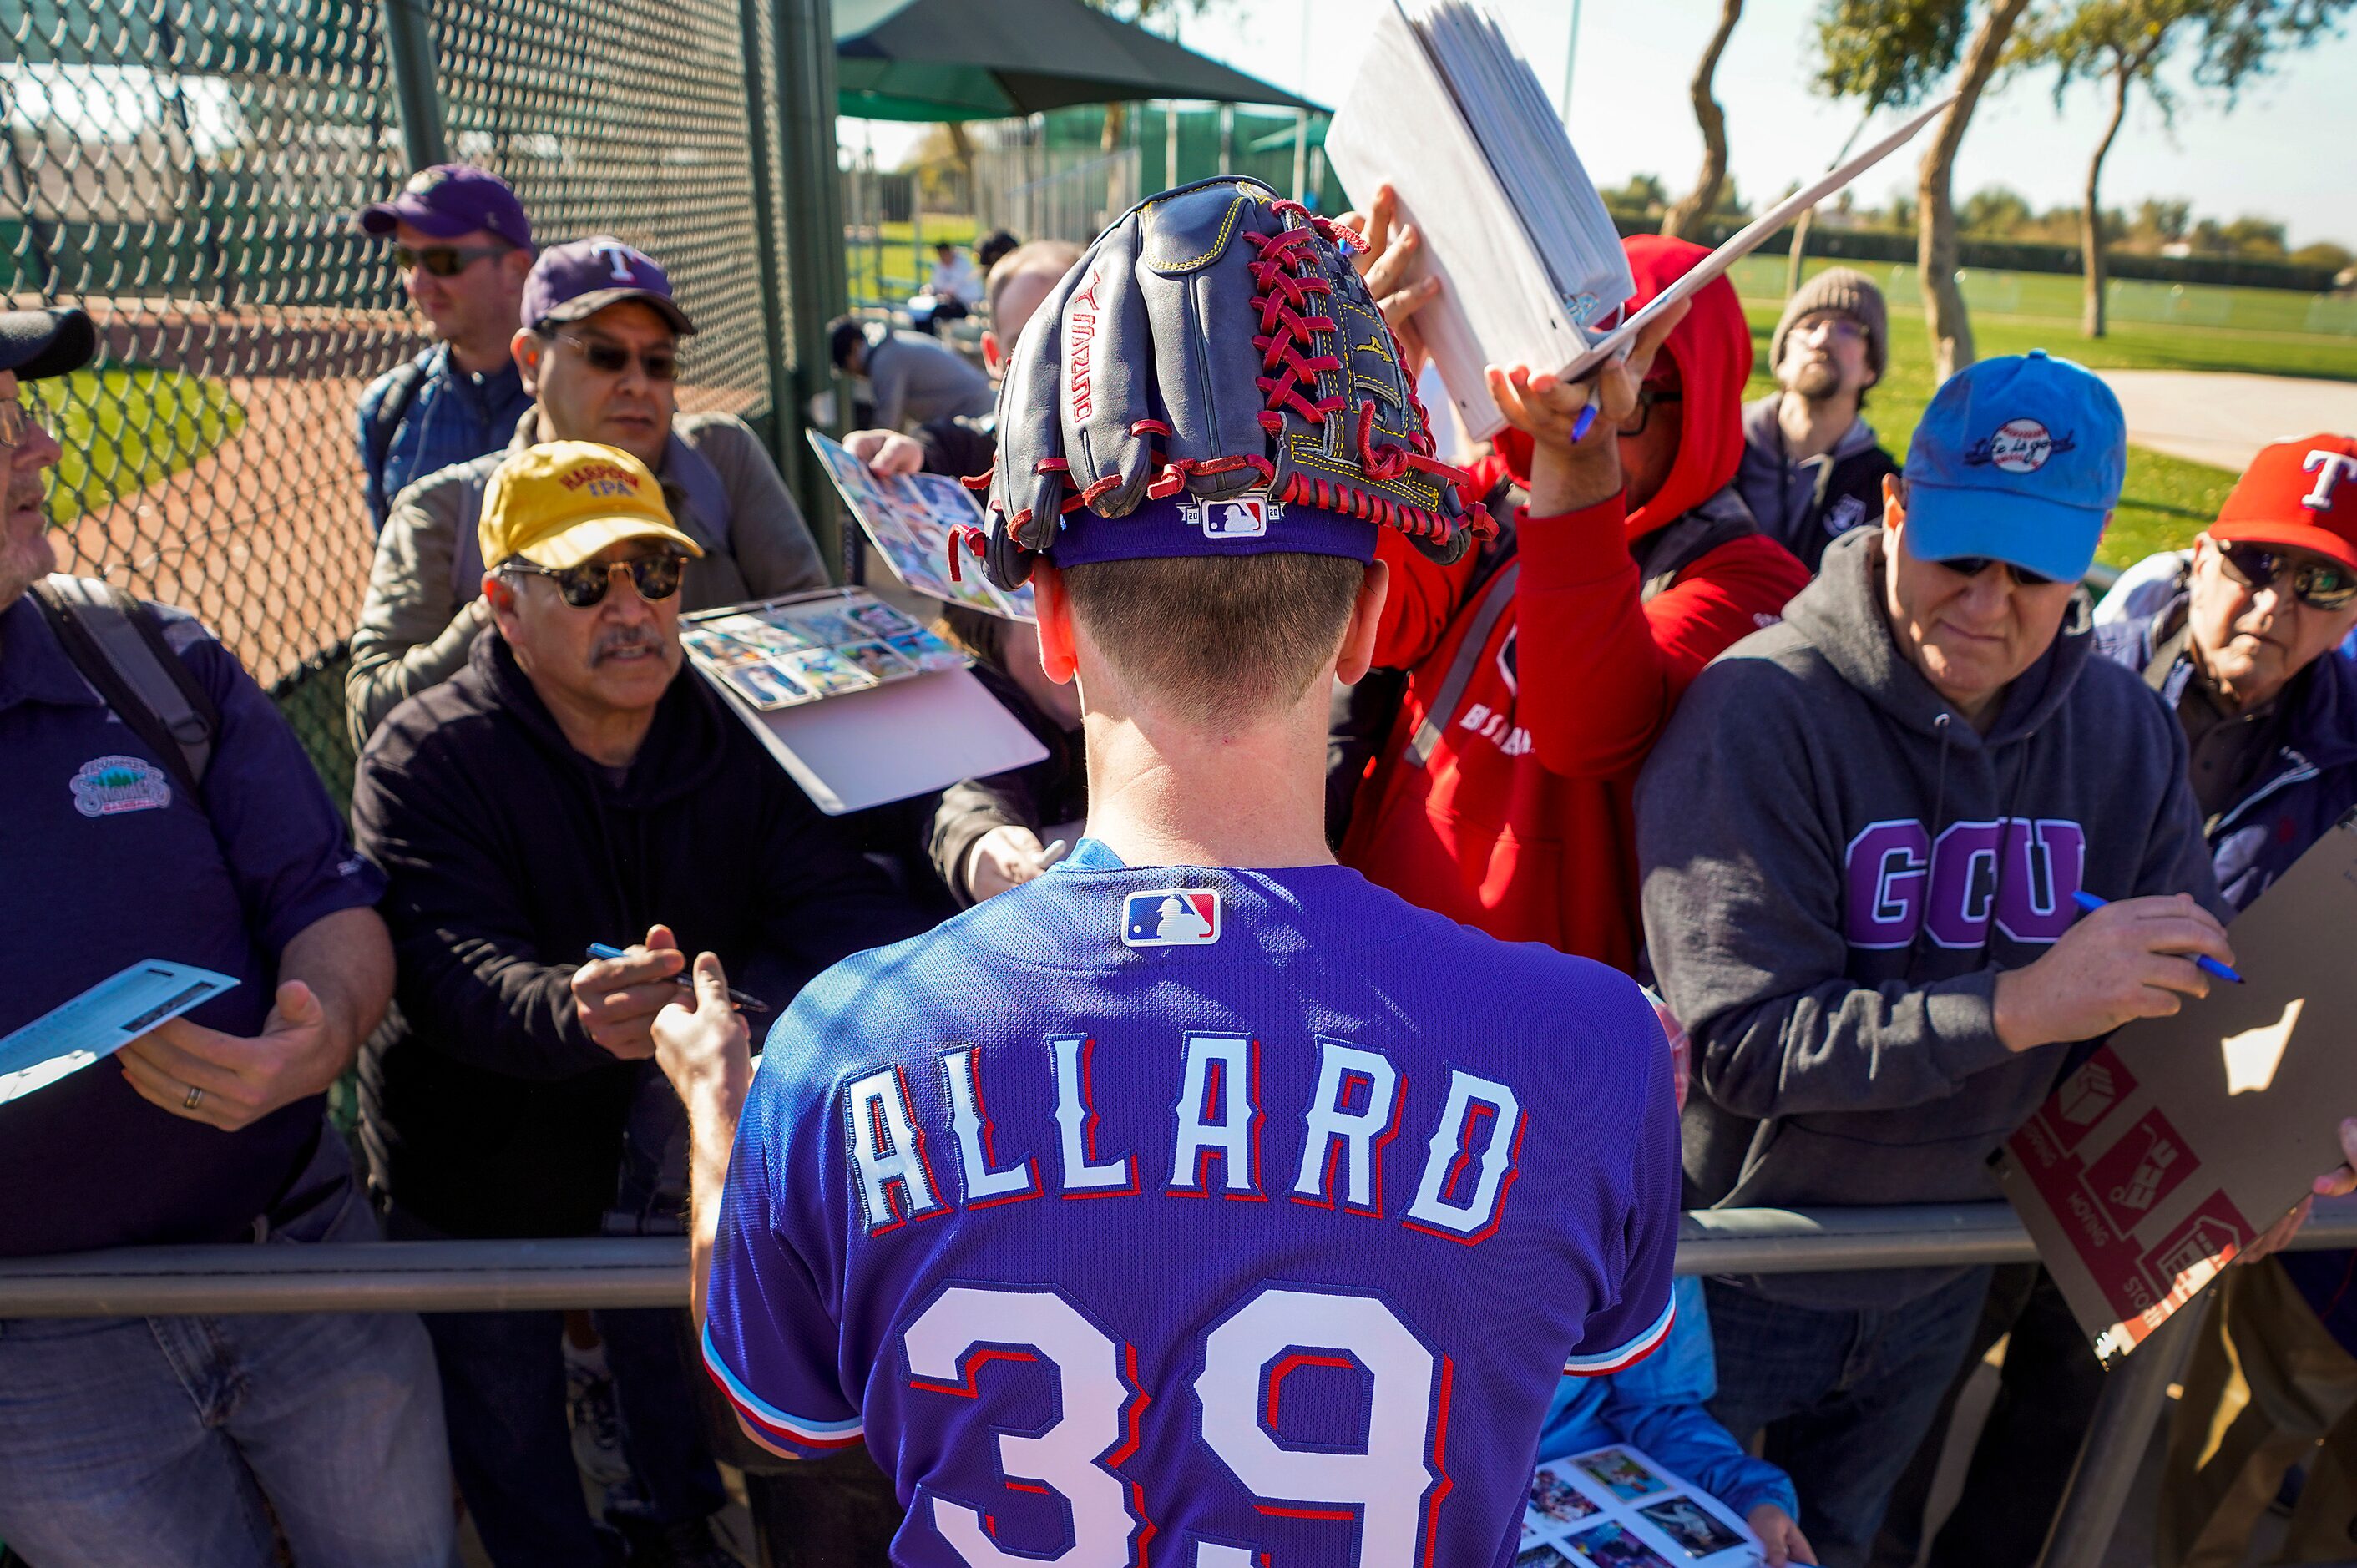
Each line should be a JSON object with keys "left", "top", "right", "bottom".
{"left": 833, "top": 0, "right": 1322, "bottom": 120}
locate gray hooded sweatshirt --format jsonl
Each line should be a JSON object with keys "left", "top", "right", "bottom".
{"left": 1636, "top": 526, "right": 2219, "bottom": 1308}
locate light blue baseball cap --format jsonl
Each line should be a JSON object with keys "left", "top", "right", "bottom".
{"left": 1901, "top": 349, "right": 2126, "bottom": 584}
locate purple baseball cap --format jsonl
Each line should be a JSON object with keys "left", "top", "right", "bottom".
{"left": 357, "top": 164, "right": 532, "bottom": 249}
{"left": 520, "top": 236, "right": 696, "bottom": 336}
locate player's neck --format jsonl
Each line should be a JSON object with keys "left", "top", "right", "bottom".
{"left": 1077, "top": 701, "right": 1334, "bottom": 871}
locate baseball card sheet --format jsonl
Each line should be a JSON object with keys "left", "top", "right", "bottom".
{"left": 1995, "top": 812, "right": 2357, "bottom": 1364}
{"left": 806, "top": 430, "right": 1035, "bottom": 621}
{"left": 1519, "top": 1445, "right": 1764, "bottom": 1568}
{"left": 684, "top": 587, "right": 1046, "bottom": 814}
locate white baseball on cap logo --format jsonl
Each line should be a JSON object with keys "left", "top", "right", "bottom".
{"left": 2302, "top": 450, "right": 2357, "bottom": 511}
{"left": 1989, "top": 418, "right": 2056, "bottom": 473}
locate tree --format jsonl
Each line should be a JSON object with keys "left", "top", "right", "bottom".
{"left": 2294, "top": 240, "right": 2356, "bottom": 270}
{"left": 1958, "top": 184, "right": 2037, "bottom": 235}
{"left": 1662, "top": 0, "right": 1746, "bottom": 240}
{"left": 2012, "top": 0, "right": 2353, "bottom": 337}
{"left": 1604, "top": 173, "right": 1670, "bottom": 217}
{"left": 1808, "top": 0, "right": 2020, "bottom": 378}
{"left": 1793, "top": 0, "right": 1971, "bottom": 294}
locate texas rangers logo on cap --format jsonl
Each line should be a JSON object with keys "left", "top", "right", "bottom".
{"left": 1122, "top": 889, "right": 1221, "bottom": 947}
{"left": 1965, "top": 418, "right": 2078, "bottom": 474}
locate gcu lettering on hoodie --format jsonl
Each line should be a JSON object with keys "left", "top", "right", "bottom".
{"left": 1636, "top": 527, "right": 2219, "bottom": 1308}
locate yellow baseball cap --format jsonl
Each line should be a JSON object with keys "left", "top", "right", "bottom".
{"left": 478, "top": 441, "right": 706, "bottom": 571}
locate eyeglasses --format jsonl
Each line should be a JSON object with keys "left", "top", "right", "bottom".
{"left": 392, "top": 243, "right": 511, "bottom": 278}
{"left": 2218, "top": 542, "right": 2357, "bottom": 611}
{"left": 1794, "top": 313, "right": 1865, "bottom": 342}
{"left": 503, "top": 552, "right": 688, "bottom": 609}
{"left": 553, "top": 333, "right": 679, "bottom": 382}
{"left": 1931, "top": 556, "right": 2061, "bottom": 589}
{"left": 1618, "top": 385, "right": 1682, "bottom": 438}
{"left": 0, "top": 397, "right": 25, "bottom": 453}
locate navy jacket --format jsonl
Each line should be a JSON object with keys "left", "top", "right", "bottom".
{"left": 2094, "top": 589, "right": 2357, "bottom": 913}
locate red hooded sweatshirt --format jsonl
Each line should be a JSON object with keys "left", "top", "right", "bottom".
{"left": 1340, "top": 236, "right": 1809, "bottom": 970}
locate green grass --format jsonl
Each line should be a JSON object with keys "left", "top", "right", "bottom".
{"left": 1735, "top": 257, "right": 2357, "bottom": 568}
{"left": 846, "top": 214, "right": 984, "bottom": 313}
{"left": 27, "top": 367, "right": 246, "bottom": 526}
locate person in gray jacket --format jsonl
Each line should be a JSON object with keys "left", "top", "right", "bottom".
{"left": 1636, "top": 351, "right": 2233, "bottom": 1567}
{"left": 827, "top": 315, "right": 995, "bottom": 432}
{"left": 347, "top": 236, "right": 828, "bottom": 745}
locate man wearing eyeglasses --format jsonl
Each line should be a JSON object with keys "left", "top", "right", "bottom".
{"left": 347, "top": 235, "right": 827, "bottom": 745}
{"left": 354, "top": 164, "right": 537, "bottom": 534}
{"left": 2085, "top": 438, "right": 2357, "bottom": 1565}
{"left": 0, "top": 307, "right": 457, "bottom": 1566}
{"left": 352, "top": 441, "right": 921, "bottom": 1567}
{"left": 1636, "top": 351, "right": 2243, "bottom": 1567}
{"left": 1736, "top": 268, "right": 1900, "bottom": 574}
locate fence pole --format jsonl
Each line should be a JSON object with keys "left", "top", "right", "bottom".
{"left": 735, "top": 0, "right": 797, "bottom": 503}
{"left": 2037, "top": 1299, "right": 2205, "bottom": 1568}
{"left": 775, "top": 0, "right": 851, "bottom": 579}
{"left": 378, "top": 0, "right": 449, "bottom": 171}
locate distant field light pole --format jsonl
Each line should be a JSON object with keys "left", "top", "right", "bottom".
{"left": 1561, "top": 0, "right": 1583, "bottom": 124}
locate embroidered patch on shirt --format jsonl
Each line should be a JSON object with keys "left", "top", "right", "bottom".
{"left": 70, "top": 755, "right": 172, "bottom": 817}
{"left": 1121, "top": 889, "right": 1221, "bottom": 947}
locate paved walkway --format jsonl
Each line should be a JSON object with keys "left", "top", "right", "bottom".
{"left": 2099, "top": 369, "right": 2357, "bottom": 471}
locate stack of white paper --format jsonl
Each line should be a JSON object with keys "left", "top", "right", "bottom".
{"left": 1326, "top": 0, "right": 1631, "bottom": 442}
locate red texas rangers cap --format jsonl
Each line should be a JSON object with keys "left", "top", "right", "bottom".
{"left": 2211, "top": 434, "right": 2357, "bottom": 576}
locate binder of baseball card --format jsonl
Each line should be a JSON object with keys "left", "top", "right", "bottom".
{"left": 1324, "top": 0, "right": 1632, "bottom": 443}
{"left": 807, "top": 430, "right": 1034, "bottom": 622}
{"left": 682, "top": 586, "right": 1046, "bottom": 815}
{"left": 1520, "top": 1444, "right": 1768, "bottom": 1567}
{"left": 1995, "top": 810, "right": 2357, "bottom": 1364}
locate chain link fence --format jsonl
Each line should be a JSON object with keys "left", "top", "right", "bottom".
{"left": 2, "top": 0, "right": 802, "bottom": 803}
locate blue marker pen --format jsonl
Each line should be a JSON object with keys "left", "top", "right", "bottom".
{"left": 584, "top": 943, "right": 771, "bottom": 1014}
{"left": 2069, "top": 891, "right": 2243, "bottom": 984}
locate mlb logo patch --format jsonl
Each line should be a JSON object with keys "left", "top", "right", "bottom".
{"left": 1181, "top": 495, "right": 1281, "bottom": 540}
{"left": 1122, "top": 888, "right": 1221, "bottom": 947}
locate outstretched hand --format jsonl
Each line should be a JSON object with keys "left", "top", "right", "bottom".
{"left": 1334, "top": 185, "right": 1443, "bottom": 382}
{"left": 1485, "top": 296, "right": 1689, "bottom": 518}
{"left": 652, "top": 951, "right": 754, "bottom": 1101}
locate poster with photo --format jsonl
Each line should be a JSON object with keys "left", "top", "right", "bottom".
{"left": 680, "top": 588, "right": 969, "bottom": 713}
{"left": 1520, "top": 1447, "right": 1762, "bottom": 1568}
{"left": 807, "top": 430, "right": 1036, "bottom": 621}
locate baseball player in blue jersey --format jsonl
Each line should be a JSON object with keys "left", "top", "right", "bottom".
{"left": 650, "top": 177, "right": 1682, "bottom": 1567}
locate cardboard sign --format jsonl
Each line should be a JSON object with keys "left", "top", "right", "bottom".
{"left": 1995, "top": 814, "right": 2357, "bottom": 1364}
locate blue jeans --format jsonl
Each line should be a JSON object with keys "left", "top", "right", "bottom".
{"left": 0, "top": 1135, "right": 454, "bottom": 1568}
{"left": 1705, "top": 1267, "right": 1991, "bottom": 1568}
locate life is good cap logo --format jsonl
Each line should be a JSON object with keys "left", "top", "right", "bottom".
{"left": 1122, "top": 888, "right": 1221, "bottom": 947}
{"left": 1971, "top": 417, "right": 2079, "bottom": 474}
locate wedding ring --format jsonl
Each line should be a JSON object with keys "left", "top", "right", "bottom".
{"left": 183, "top": 1085, "right": 204, "bottom": 1111}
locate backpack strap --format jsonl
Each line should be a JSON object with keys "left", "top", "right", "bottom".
{"left": 1404, "top": 562, "right": 1521, "bottom": 769}
{"left": 30, "top": 575, "right": 220, "bottom": 794}
{"left": 1631, "top": 487, "right": 1761, "bottom": 604}
{"left": 363, "top": 352, "right": 434, "bottom": 525}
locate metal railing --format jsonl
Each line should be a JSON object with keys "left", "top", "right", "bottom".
{"left": 5, "top": 1198, "right": 2351, "bottom": 1567}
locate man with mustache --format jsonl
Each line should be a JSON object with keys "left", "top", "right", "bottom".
{"left": 1735, "top": 269, "right": 1899, "bottom": 574}
{"left": 348, "top": 235, "right": 828, "bottom": 746}
{"left": 351, "top": 443, "right": 924, "bottom": 1565}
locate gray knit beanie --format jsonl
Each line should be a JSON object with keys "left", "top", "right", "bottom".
{"left": 1771, "top": 266, "right": 1887, "bottom": 382}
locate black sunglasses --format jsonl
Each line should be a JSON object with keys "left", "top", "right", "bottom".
{"left": 1931, "top": 556, "right": 2061, "bottom": 589}
{"left": 2219, "top": 541, "right": 2357, "bottom": 611}
{"left": 554, "top": 332, "right": 679, "bottom": 382}
{"left": 503, "top": 552, "right": 688, "bottom": 609}
{"left": 1618, "top": 385, "right": 1682, "bottom": 438}
{"left": 392, "top": 243, "right": 511, "bottom": 278}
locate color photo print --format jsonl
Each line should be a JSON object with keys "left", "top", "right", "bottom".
{"left": 807, "top": 429, "right": 1036, "bottom": 621}
{"left": 681, "top": 589, "right": 968, "bottom": 713}
{"left": 1519, "top": 1447, "right": 1763, "bottom": 1568}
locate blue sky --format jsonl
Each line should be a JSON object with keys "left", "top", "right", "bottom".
{"left": 847, "top": 0, "right": 2357, "bottom": 248}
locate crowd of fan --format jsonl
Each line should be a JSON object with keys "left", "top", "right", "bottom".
{"left": 4, "top": 159, "right": 2357, "bottom": 1568}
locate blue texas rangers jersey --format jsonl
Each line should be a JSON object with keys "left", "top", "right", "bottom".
{"left": 704, "top": 840, "right": 1679, "bottom": 1568}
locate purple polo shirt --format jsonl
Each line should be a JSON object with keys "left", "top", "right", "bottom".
{"left": 0, "top": 591, "right": 383, "bottom": 1257}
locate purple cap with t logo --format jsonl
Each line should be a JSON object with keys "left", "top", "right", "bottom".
{"left": 357, "top": 164, "right": 533, "bottom": 249}
{"left": 519, "top": 236, "right": 697, "bottom": 336}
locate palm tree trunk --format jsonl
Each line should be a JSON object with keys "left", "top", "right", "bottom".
{"left": 2081, "top": 62, "right": 2131, "bottom": 338}
{"left": 1662, "top": 0, "right": 1743, "bottom": 240}
{"left": 1917, "top": 0, "right": 2032, "bottom": 380}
